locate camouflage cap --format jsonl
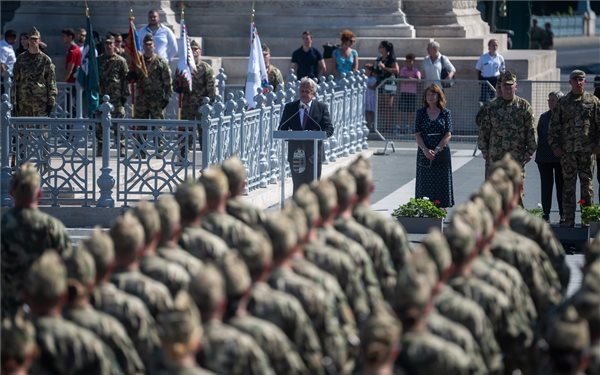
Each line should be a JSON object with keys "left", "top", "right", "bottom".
{"left": 174, "top": 180, "right": 206, "bottom": 223}
{"left": 155, "top": 195, "right": 181, "bottom": 244}
{"left": 471, "top": 181, "right": 503, "bottom": 223}
{"left": 545, "top": 306, "right": 590, "bottom": 351}
{"left": 80, "top": 227, "right": 114, "bottom": 280}
{"left": 420, "top": 228, "right": 452, "bottom": 277}
{"left": 470, "top": 196, "right": 494, "bottom": 240}
{"left": 360, "top": 313, "right": 402, "bottom": 365}
{"left": 199, "top": 166, "right": 229, "bottom": 204}
{"left": 24, "top": 250, "right": 67, "bottom": 302}
{"left": 190, "top": 39, "right": 200, "bottom": 49}
{"left": 445, "top": 214, "right": 477, "bottom": 265}
{"left": 143, "top": 33, "right": 153, "bottom": 43}
{"left": 393, "top": 268, "right": 432, "bottom": 317}
{"left": 65, "top": 245, "right": 96, "bottom": 287}
{"left": 221, "top": 155, "right": 247, "bottom": 196}
{"left": 283, "top": 201, "right": 309, "bottom": 242}
{"left": 490, "top": 153, "right": 523, "bottom": 186}
{"left": 569, "top": 69, "right": 586, "bottom": 80}
{"left": 220, "top": 252, "right": 252, "bottom": 299}
{"left": 263, "top": 212, "right": 297, "bottom": 262}
{"left": 11, "top": 162, "right": 41, "bottom": 201}
{"left": 292, "top": 184, "right": 320, "bottom": 228}
{"left": 310, "top": 179, "right": 337, "bottom": 220}
{"left": 1, "top": 311, "right": 36, "bottom": 363}
{"left": 452, "top": 202, "right": 483, "bottom": 240}
{"left": 410, "top": 246, "right": 440, "bottom": 288}
{"left": 104, "top": 33, "right": 115, "bottom": 43}
{"left": 329, "top": 168, "right": 357, "bottom": 210}
{"left": 348, "top": 155, "right": 373, "bottom": 198}
{"left": 488, "top": 169, "right": 514, "bottom": 213}
{"left": 28, "top": 27, "right": 41, "bottom": 39}
{"left": 188, "top": 263, "right": 225, "bottom": 317}
{"left": 499, "top": 71, "right": 516, "bottom": 85}
{"left": 110, "top": 212, "right": 145, "bottom": 262}
{"left": 157, "top": 291, "right": 203, "bottom": 344}
{"left": 130, "top": 201, "right": 161, "bottom": 247}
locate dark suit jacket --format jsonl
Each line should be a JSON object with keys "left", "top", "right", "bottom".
{"left": 278, "top": 99, "right": 334, "bottom": 162}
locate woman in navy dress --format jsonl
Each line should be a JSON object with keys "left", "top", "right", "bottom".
{"left": 414, "top": 83, "right": 454, "bottom": 208}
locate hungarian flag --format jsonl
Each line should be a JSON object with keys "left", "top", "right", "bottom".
{"left": 174, "top": 18, "right": 196, "bottom": 93}
{"left": 77, "top": 14, "right": 100, "bottom": 114}
{"left": 125, "top": 15, "right": 147, "bottom": 78}
{"left": 244, "top": 22, "right": 268, "bottom": 109}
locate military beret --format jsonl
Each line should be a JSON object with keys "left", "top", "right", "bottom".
{"left": 221, "top": 155, "right": 247, "bottom": 196}
{"left": 28, "top": 27, "right": 41, "bottom": 39}
{"left": 65, "top": 245, "right": 96, "bottom": 287}
{"left": 143, "top": 33, "right": 153, "bottom": 43}
{"left": 545, "top": 306, "right": 590, "bottom": 351}
{"left": 292, "top": 184, "right": 320, "bottom": 229}
{"left": 157, "top": 291, "right": 203, "bottom": 344}
{"left": 130, "top": 201, "right": 161, "bottom": 246}
{"left": 80, "top": 227, "right": 114, "bottom": 280}
{"left": 569, "top": 69, "right": 586, "bottom": 80}
{"left": 490, "top": 154, "right": 523, "bottom": 186}
{"left": 263, "top": 212, "right": 297, "bottom": 262}
{"left": 104, "top": 33, "right": 115, "bottom": 43}
{"left": 199, "top": 166, "right": 229, "bottom": 204}
{"left": 11, "top": 162, "right": 41, "bottom": 200}
{"left": 360, "top": 313, "right": 402, "bottom": 365}
{"left": 24, "top": 250, "right": 67, "bottom": 302}
{"left": 393, "top": 269, "right": 432, "bottom": 317}
{"left": 420, "top": 228, "right": 452, "bottom": 278}
{"left": 1, "top": 311, "right": 36, "bottom": 363}
{"left": 329, "top": 168, "right": 357, "bottom": 209}
{"left": 110, "top": 212, "right": 145, "bottom": 262}
{"left": 174, "top": 180, "right": 206, "bottom": 223}
{"left": 445, "top": 214, "right": 477, "bottom": 264}
{"left": 188, "top": 263, "right": 225, "bottom": 317}
{"left": 310, "top": 179, "right": 337, "bottom": 220}
{"left": 499, "top": 71, "right": 516, "bottom": 85}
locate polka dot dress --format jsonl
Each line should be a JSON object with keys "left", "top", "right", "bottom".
{"left": 415, "top": 107, "right": 455, "bottom": 208}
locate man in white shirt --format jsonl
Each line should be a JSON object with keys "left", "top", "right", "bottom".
{"left": 422, "top": 40, "right": 455, "bottom": 88}
{"left": 138, "top": 9, "right": 177, "bottom": 62}
{"left": 0, "top": 29, "right": 16, "bottom": 95}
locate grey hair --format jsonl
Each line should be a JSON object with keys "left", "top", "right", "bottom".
{"left": 549, "top": 90, "right": 565, "bottom": 99}
{"left": 299, "top": 77, "right": 318, "bottom": 94}
{"left": 427, "top": 40, "right": 440, "bottom": 51}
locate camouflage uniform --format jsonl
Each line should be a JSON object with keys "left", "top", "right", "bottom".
{"left": 1, "top": 311, "right": 37, "bottom": 373}
{"left": 548, "top": 72, "right": 600, "bottom": 225}
{"left": 98, "top": 50, "right": 129, "bottom": 153}
{"left": 477, "top": 72, "right": 536, "bottom": 176}
{"left": 110, "top": 268, "right": 174, "bottom": 318}
{"left": 354, "top": 313, "right": 403, "bottom": 375}
{"left": 267, "top": 64, "right": 284, "bottom": 91}
{"left": 135, "top": 53, "right": 172, "bottom": 119}
{"left": 156, "top": 243, "right": 204, "bottom": 276}
{"left": 1, "top": 206, "right": 71, "bottom": 315}
{"left": 179, "top": 59, "right": 215, "bottom": 120}
{"left": 11, "top": 49, "right": 57, "bottom": 116}
{"left": 226, "top": 197, "right": 267, "bottom": 230}
{"left": 140, "top": 254, "right": 190, "bottom": 297}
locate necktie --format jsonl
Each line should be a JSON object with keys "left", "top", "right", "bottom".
{"left": 302, "top": 107, "right": 309, "bottom": 130}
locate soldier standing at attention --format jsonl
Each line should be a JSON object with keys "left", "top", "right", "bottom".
{"left": 477, "top": 71, "right": 537, "bottom": 179}
{"left": 134, "top": 34, "right": 172, "bottom": 119}
{"left": 262, "top": 44, "right": 284, "bottom": 91}
{"left": 11, "top": 27, "right": 56, "bottom": 116}
{"left": 548, "top": 69, "right": 600, "bottom": 228}
{"left": 1, "top": 163, "right": 71, "bottom": 316}
{"left": 98, "top": 33, "right": 129, "bottom": 156}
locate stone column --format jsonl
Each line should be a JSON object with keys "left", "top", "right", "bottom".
{"left": 402, "top": 0, "right": 490, "bottom": 37}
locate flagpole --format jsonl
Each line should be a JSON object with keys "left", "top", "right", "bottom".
{"left": 129, "top": 1, "right": 135, "bottom": 118}
{"left": 178, "top": 0, "right": 184, "bottom": 120}
{"left": 251, "top": 0, "right": 255, "bottom": 24}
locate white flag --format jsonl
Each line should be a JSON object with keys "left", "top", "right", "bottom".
{"left": 244, "top": 22, "right": 268, "bottom": 109}
{"left": 175, "top": 18, "right": 196, "bottom": 93}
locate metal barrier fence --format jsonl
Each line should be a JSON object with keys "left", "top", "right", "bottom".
{"left": 1, "top": 71, "right": 368, "bottom": 207}
{"left": 374, "top": 78, "right": 578, "bottom": 147}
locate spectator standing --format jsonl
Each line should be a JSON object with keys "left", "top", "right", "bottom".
{"left": 398, "top": 53, "right": 421, "bottom": 131}
{"left": 138, "top": 9, "right": 177, "bottom": 62}
{"left": 113, "top": 32, "right": 126, "bottom": 56}
{"left": 76, "top": 27, "right": 86, "bottom": 53}
{"left": 529, "top": 19, "right": 544, "bottom": 49}
{"left": 262, "top": 44, "right": 283, "bottom": 91}
{"left": 475, "top": 38, "right": 505, "bottom": 103}
{"left": 15, "top": 32, "right": 28, "bottom": 56}
{"left": 0, "top": 29, "right": 17, "bottom": 95}
{"left": 61, "top": 28, "right": 82, "bottom": 118}
{"left": 536, "top": 91, "right": 565, "bottom": 223}
{"left": 549, "top": 70, "right": 600, "bottom": 227}
{"left": 541, "top": 22, "right": 554, "bottom": 50}
{"left": 373, "top": 40, "right": 399, "bottom": 133}
{"left": 332, "top": 29, "right": 358, "bottom": 78}
{"left": 290, "top": 31, "right": 325, "bottom": 80}
{"left": 364, "top": 64, "right": 376, "bottom": 131}
{"left": 422, "top": 40, "right": 455, "bottom": 88}
{"left": 414, "top": 83, "right": 454, "bottom": 208}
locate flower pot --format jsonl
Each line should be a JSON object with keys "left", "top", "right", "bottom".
{"left": 589, "top": 221, "right": 600, "bottom": 240}
{"left": 395, "top": 216, "right": 444, "bottom": 234}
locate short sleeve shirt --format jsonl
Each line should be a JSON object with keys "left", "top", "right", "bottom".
{"left": 291, "top": 46, "right": 323, "bottom": 79}
{"left": 65, "top": 44, "right": 82, "bottom": 83}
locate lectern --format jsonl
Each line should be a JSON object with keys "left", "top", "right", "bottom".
{"left": 272, "top": 130, "right": 327, "bottom": 208}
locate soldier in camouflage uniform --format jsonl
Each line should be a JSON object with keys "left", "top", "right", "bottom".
{"left": 1, "top": 163, "right": 71, "bottom": 316}
{"left": 23, "top": 250, "right": 121, "bottom": 375}
{"left": 1, "top": 310, "right": 37, "bottom": 375}
{"left": 11, "top": 27, "right": 57, "bottom": 116}
{"left": 476, "top": 71, "right": 537, "bottom": 179}
{"left": 548, "top": 69, "right": 600, "bottom": 227}
{"left": 63, "top": 246, "right": 146, "bottom": 375}
{"left": 354, "top": 312, "right": 403, "bottom": 375}
{"left": 97, "top": 33, "right": 129, "bottom": 156}
{"left": 155, "top": 291, "right": 218, "bottom": 375}
{"left": 134, "top": 34, "right": 172, "bottom": 119}
{"left": 188, "top": 264, "right": 274, "bottom": 375}
{"left": 109, "top": 212, "right": 174, "bottom": 318}
{"left": 83, "top": 228, "right": 163, "bottom": 370}
{"left": 262, "top": 44, "right": 284, "bottom": 91}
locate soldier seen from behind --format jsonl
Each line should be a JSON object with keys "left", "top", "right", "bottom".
{"left": 1, "top": 311, "right": 37, "bottom": 375}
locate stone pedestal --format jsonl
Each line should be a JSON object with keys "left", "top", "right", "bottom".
{"left": 402, "top": 0, "right": 490, "bottom": 37}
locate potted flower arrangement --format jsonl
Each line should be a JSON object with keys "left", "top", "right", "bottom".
{"left": 391, "top": 197, "right": 446, "bottom": 234}
{"left": 579, "top": 199, "right": 600, "bottom": 237}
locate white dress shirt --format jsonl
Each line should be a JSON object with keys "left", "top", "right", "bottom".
{"left": 138, "top": 24, "right": 178, "bottom": 61}
{"left": 475, "top": 53, "right": 505, "bottom": 78}
{"left": 0, "top": 39, "right": 16, "bottom": 75}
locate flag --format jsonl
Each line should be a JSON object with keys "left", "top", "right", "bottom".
{"left": 174, "top": 18, "right": 196, "bottom": 93}
{"left": 77, "top": 14, "right": 100, "bottom": 114}
{"left": 244, "top": 22, "right": 268, "bottom": 109}
{"left": 125, "top": 15, "right": 147, "bottom": 78}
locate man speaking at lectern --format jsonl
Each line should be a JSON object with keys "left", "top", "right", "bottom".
{"left": 279, "top": 77, "right": 334, "bottom": 192}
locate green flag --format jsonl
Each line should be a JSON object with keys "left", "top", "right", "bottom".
{"left": 77, "top": 14, "right": 99, "bottom": 115}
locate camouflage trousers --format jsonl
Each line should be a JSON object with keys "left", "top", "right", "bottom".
{"left": 179, "top": 109, "right": 203, "bottom": 155}
{"left": 560, "top": 152, "right": 595, "bottom": 223}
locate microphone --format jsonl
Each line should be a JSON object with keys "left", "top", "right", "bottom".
{"left": 278, "top": 102, "right": 303, "bottom": 130}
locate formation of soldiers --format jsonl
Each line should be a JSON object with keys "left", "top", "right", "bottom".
{"left": 2, "top": 150, "right": 600, "bottom": 375}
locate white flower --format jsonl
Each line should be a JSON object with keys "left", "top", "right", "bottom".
{"left": 423, "top": 197, "right": 430, "bottom": 201}
{"left": 537, "top": 203, "right": 543, "bottom": 209}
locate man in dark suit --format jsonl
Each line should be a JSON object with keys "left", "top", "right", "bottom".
{"left": 278, "top": 77, "right": 334, "bottom": 192}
